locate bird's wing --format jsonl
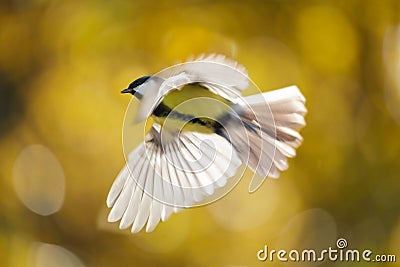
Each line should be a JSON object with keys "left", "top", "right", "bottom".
{"left": 106, "top": 124, "right": 242, "bottom": 233}
{"left": 135, "top": 54, "right": 250, "bottom": 122}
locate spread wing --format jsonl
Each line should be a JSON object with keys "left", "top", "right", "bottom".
{"left": 106, "top": 125, "right": 241, "bottom": 233}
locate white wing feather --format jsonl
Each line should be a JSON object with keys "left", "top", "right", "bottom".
{"left": 107, "top": 125, "right": 242, "bottom": 233}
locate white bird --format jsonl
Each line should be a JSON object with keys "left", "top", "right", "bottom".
{"left": 106, "top": 54, "right": 307, "bottom": 233}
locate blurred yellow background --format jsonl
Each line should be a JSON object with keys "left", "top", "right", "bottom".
{"left": 1, "top": 0, "right": 400, "bottom": 266}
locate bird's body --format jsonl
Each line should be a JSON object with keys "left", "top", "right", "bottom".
{"left": 107, "top": 54, "right": 307, "bottom": 233}
{"left": 152, "top": 83, "right": 231, "bottom": 134}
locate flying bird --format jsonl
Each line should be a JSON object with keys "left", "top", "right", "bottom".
{"left": 106, "top": 54, "right": 306, "bottom": 233}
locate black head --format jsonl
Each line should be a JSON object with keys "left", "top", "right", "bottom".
{"left": 121, "top": 75, "right": 151, "bottom": 96}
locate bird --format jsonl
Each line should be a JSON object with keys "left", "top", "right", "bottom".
{"left": 106, "top": 54, "right": 307, "bottom": 233}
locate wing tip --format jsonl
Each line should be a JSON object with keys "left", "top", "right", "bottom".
{"left": 107, "top": 212, "right": 120, "bottom": 223}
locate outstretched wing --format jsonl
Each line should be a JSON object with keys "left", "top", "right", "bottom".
{"left": 135, "top": 54, "right": 250, "bottom": 122}
{"left": 106, "top": 125, "right": 241, "bottom": 233}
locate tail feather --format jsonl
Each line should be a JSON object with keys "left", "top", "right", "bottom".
{"left": 225, "top": 85, "right": 306, "bottom": 191}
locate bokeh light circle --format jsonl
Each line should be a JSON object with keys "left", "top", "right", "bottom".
{"left": 30, "top": 242, "right": 85, "bottom": 267}
{"left": 13, "top": 144, "right": 65, "bottom": 216}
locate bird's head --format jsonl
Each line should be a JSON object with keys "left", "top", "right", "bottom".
{"left": 121, "top": 75, "right": 151, "bottom": 99}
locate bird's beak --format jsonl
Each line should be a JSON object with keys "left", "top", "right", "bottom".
{"left": 121, "top": 87, "right": 142, "bottom": 99}
{"left": 121, "top": 88, "right": 134, "bottom": 94}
